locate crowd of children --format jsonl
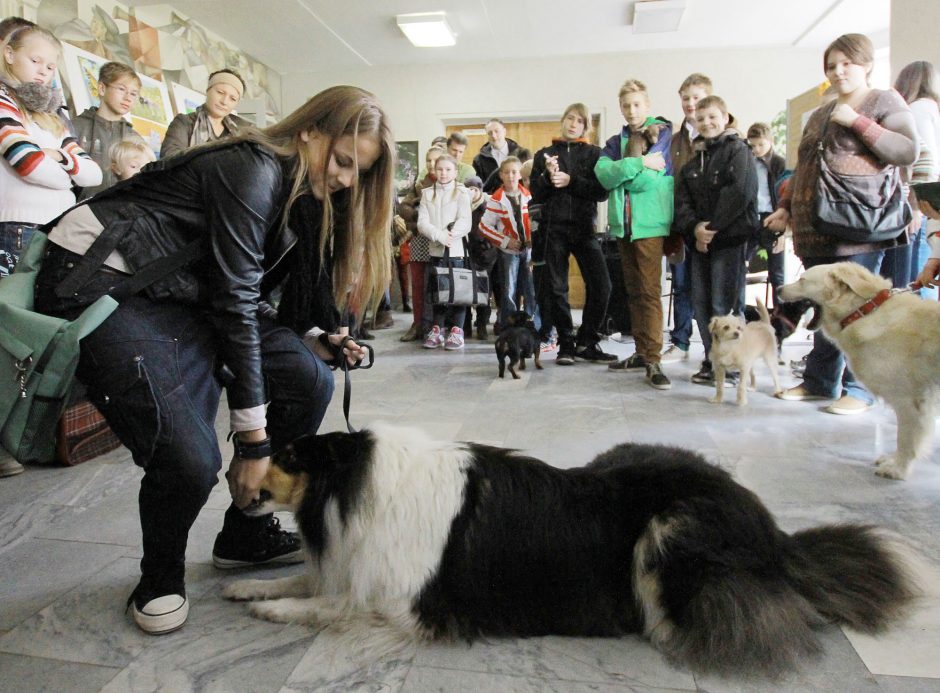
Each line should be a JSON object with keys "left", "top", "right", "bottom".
{"left": 396, "top": 73, "right": 795, "bottom": 391}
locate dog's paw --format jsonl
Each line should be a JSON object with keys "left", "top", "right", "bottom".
{"left": 708, "top": 395, "right": 721, "bottom": 404}
{"left": 874, "top": 455, "right": 910, "bottom": 480}
{"left": 223, "top": 579, "right": 272, "bottom": 602}
{"left": 248, "top": 598, "right": 302, "bottom": 623}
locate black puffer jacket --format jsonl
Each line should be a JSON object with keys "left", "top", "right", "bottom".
{"left": 529, "top": 139, "right": 608, "bottom": 240}
{"left": 673, "top": 130, "right": 758, "bottom": 250}
{"left": 53, "top": 141, "right": 337, "bottom": 414}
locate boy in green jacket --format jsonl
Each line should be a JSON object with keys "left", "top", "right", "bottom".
{"left": 595, "top": 79, "right": 674, "bottom": 390}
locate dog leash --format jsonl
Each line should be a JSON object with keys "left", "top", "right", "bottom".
{"left": 332, "top": 335, "right": 374, "bottom": 433}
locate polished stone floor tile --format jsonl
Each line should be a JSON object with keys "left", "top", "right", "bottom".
{"left": 3, "top": 308, "right": 940, "bottom": 691}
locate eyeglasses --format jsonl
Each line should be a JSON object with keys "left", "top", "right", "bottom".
{"left": 106, "top": 84, "right": 141, "bottom": 100}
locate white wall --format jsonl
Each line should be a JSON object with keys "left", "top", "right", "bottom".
{"left": 283, "top": 46, "right": 822, "bottom": 151}
{"left": 890, "top": 0, "right": 940, "bottom": 80}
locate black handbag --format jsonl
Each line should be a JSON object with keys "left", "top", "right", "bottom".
{"left": 813, "top": 106, "right": 911, "bottom": 243}
{"left": 427, "top": 238, "right": 489, "bottom": 307}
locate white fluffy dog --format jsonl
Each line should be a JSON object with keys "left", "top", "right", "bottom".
{"left": 708, "top": 300, "right": 782, "bottom": 406}
{"left": 779, "top": 262, "right": 940, "bottom": 480}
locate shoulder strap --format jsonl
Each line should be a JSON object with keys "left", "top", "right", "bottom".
{"left": 108, "top": 239, "right": 206, "bottom": 300}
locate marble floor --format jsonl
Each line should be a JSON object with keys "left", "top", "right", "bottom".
{"left": 3, "top": 307, "right": 940, "bottom": 693}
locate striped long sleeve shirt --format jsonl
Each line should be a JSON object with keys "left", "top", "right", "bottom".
{"left": 1, "top": 85, "right": 101, "bottom": 224}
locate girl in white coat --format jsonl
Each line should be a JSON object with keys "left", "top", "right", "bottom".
{"left": 417, "top": 154, "right": 472, "bottom": 349}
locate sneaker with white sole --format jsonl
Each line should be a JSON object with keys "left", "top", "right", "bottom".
{"left": 444, "top": 327, "right": 465, "bottom": 350}
{"left": 824, "top": 395, "right": 873, "bottom": 415}
{"left": 127, "top": 581, "right": 188, "bottom": 635}
{"left": 646, "top": 362, "right": 672, "bottom": 390}
{"left": 609, "top": 353, "right": 647, "bottom": 371}
{"left": 0, "top": 456, "right": 24, "bottom": 477}
{"left": 422, "top": 325, "right": 444, "bottom": 349}
{"left": 660, "top": 344, "right": 690, "bottom": 362}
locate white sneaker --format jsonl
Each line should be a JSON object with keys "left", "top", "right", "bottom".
{"left": 422, "top": 326, "right": 444, "bottom": 349}
{"left": 132, "top": 594, "right": 189, "bottom": 635}
{"left": 0, "top": 455, "right": 24, "bottom": 477}
{"left": 444, "top": 327, "right": 465, "bottom": 350}
{"left": 661, "top": 344, "right": 689, "bottom": 362}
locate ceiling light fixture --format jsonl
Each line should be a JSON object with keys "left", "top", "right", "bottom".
{"left": 396, "top": 12, "right": 457, "bottom": 47}
{"left": 631, "top": 0, "right": 687, "bottom": 34}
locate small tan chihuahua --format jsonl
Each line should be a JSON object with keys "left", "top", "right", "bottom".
{"left": 708, "top": 300, "right": 782, "bottom": 406}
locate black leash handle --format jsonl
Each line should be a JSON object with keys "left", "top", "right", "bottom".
{"left": 332, "top": 335, "right": 373, "bottom": 433}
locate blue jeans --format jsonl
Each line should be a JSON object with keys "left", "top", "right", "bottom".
{"left": 39, "top": 292, "right": 334, "bottom": 586}
{"left": 498, "top": 248, "right": 538, "bottom": 330}
{"left": 668, "top": 252, "right": 693, "bottom": 350}
{"left": 880, "top": 242, "right": 912, "bottom": 290}
{"left": 802, "top": 251, "right": 884, "bottom": 402}
{"left": 690, "top": 243, "right": 747, "bottom": 359}
{"left": 908, "top": 218, "right": 939, "bottom": 299}
{"left": 0, "top": 221, "right": 38, "bottom": 279}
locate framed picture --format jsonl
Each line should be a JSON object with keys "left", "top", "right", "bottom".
{"left": 130, "top": 116, "right": 168, "bottom": 160}
{"left": 134, "top": 74, "right": 173, "bottom": 126}
{"left": 169, "top": 81, "right": 205, "bottom": 116}
{"left": 60, "top": 42, "right": 109, "bottom": 115}
{"left": 395, "top": 141, "right": 419, "bottom": 197}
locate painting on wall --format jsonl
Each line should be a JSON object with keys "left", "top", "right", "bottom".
{"left": 60, "top": 42, "right": 109, "bottom": 114}
{"left": 134, "top": 73, "right": 173, "bottom": 125}
{"left": 169, "top": 82, "right": 204, "bottom": 116}
{"left": 395, "top": 141, "right": 419, "bottom": 197}
{"left": 130, "top": 116, "right": 168, "bottom": 159}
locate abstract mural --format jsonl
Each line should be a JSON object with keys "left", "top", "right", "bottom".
{"left": 37, "top": 0, "right": 280, "bottom": 120}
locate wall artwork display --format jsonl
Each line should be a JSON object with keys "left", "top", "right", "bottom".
{"left": 395, "top": 141, "right": 419, "bottom": 197}
{"left": 169, "top": 81, "right": 205, "bottom": 116}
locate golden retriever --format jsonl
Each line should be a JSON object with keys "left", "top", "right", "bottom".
{"left": 708, "top": 300, "right": 782, "bottom": 406}
{"left": 779, "top": 262, "right": 940, "bottom": 480}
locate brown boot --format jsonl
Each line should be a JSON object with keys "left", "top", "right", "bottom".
{"left": 399, "top": 323, "right": 419, "bottom": 342}
{"left": 373, "top": 310, "right": 394, "bottom": 330}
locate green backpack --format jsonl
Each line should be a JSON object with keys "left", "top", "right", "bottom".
{"left": 0, "top": 233, "right": 118, "bottom": 463}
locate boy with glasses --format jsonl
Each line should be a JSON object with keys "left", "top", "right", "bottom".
{"left": 74, "top": 61, "right": 148, "bottom": 199}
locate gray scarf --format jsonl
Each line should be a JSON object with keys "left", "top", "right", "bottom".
{"left": 189, "top": 104, "right": 241, "bottom": 147}
{"left": 0, "top": 78, "right": 63, "bottom": 113}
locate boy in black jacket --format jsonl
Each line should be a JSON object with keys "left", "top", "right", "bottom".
{"left": 673, "top": 95, "right": 758, "bottom": 384}
{"left": 746, "top": 122, "right": 788, "bottom": 303}
{"left": 529, "top": 103, "right": 613, "bottom": 364}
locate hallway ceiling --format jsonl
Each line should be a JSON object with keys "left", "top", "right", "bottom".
{"left": 122, "top": 0, "right": 891, "bottom": 75}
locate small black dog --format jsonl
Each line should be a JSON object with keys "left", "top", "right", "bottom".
{"left": 495, "top": 310, "right": 542, "bottom": 379}
{"left": 743, "top": 299, "right": 812, "bottom": 354}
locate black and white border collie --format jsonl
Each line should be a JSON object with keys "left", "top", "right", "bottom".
{"left": 223, "top": 423, "right": 918, "bottom": 677}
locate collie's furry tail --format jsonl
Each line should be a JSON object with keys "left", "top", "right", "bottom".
{"left": 756, "top": 298, "right": 771, "bottom": 324}
{"left": 786, "top": 525, "right": 920, "bottom": 633}
{"left": 640, "top": 522, "right": 920, "bottom": 678}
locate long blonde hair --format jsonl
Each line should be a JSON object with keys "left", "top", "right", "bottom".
{"left": 0, "top": 25, "right": 65, "bottom": 135}
{"left": 235, "top": 85, "right": 394, "bottom": 317}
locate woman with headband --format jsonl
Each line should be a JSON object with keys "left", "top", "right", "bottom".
{"left": 160, "top": 68, "right": 250, "bottom": 158}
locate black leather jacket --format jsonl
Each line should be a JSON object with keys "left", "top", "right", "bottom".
{"left": 529, "top": 139, "right": 608, "bottom": 240}
{"left": 68, "top": 141, "right": 334, "bottom": 413}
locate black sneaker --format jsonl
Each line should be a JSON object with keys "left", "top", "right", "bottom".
{"left": 691, "top": 361, "right": 714, "bottom": 385}
{"left": 212, "top": 515, "right": 304, "bottom": 569}
{"left": 126, "top": 578, "right": 188, "bottom": 635}
{"left": 556, "top": 347, "right": 576, "bottom": 365}
{"left": 646, "top": 362, "right": 672, "bottom": 390}
{"left": 609, "top": 353, "right": 647, "bottom": 371}
{"left": 575, "top": 343, "right": 618, "bottom": 363}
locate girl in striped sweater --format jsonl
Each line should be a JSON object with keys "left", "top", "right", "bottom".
{"left": 0, "top": 25, "right": 101, "bottom": 278}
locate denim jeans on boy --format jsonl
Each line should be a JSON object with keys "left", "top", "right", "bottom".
{"left": 908, "top": 217, "right": 939, "bottom": 299}
{"left": 690, "top": 242, "right": 747, "bottom": 359}
{"left": 880, "top": 242, "right": 912, "bottom": 291}
{"left": 544, "top": 231, "right": 611, "bottom": 348}
{"left": 668, "top": 253, "right": 694, "bottom": 350}
{"left": 801, "top": 250, "right": 884, "bottom": 403}
{"left": 0, "top": 222, "right": 38, "bottom": 279}
{"left": 36, "top": 288, "right": 334, "bottom": 589}
{"left": 498, "top": 248, "right": 538, "bottom": 329}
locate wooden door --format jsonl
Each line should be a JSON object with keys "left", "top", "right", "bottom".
{"left": 445, "top": 117, "right": 602, "bottom": 308}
